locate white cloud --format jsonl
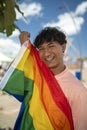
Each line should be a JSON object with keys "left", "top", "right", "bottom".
{"left": 0, "top": 38, "right": 20, "bottom": 58}
{"left": 75, "top": 1, "right": 87, "bottom": 15}
{"left": 0, "top": 29, "right": 20, "bottom": 38}
{"left": 43, "top": 1, "right": 87, "bottom": 36}
{"left": 0, "top": 29, "right": 21, "bottom": 59}
{"left": 16, "top": 2, "right": 43, "bottom": 21}
{"left": 9, "top": 29, "right": 20, "bottom": 38}
{"left": 43, "top": 12, "right": 84, "bottom": 35}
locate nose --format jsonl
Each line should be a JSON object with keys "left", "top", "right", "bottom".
{"left": 43, "top": 47, "right": 51, "bottom": 56}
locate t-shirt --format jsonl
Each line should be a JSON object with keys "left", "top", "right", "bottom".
{"left": 55, "top": 67, "right": 87, "bottom": 130}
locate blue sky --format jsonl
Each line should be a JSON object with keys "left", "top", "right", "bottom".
{"left": 0, "top": 0, "right": 87, "bottom": 62}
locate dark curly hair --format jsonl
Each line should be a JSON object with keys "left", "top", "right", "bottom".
{"left": 33, "top": 27, "right": 67, "bottom": 48}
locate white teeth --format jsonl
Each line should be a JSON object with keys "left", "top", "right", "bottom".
{"left": 45, "top": 56, "right": 54, "bottom": 61}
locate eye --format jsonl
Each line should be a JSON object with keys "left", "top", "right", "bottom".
{"left": 49, "top": 45, "right": 54, "bottom": 47}
{"left": 48, "top": 43, "right": 55, "bottom": 48}
{"left": 38, "top": 47, "right": 44, "bottom": 51}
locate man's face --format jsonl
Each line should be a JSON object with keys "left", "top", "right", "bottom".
{"left": 38, "top": 41, "right": 65, "bottom": 71}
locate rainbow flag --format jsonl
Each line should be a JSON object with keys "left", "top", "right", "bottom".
{"left": 0, "top": 42, "right": 74, "bottom": 130}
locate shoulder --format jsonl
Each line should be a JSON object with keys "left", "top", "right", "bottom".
{"left": 55, "top": 67, "right": 87, "bottom": 97}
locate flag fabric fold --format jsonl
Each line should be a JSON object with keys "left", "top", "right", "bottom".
{"left": 0, "top": 42, "right": 74, "bottom": 130}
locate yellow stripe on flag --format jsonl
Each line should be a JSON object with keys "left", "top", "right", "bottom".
{"left": 29, "top": 83, "right": 54, "bottom": 130}
{"left": 16, "top": 48, "right": 34, "bottom": 80}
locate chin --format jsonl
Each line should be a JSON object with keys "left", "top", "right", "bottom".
{"left": 47, "top": 64, "right": 55, "bottom": 69}
{"left": 44, "top": 62, "right": 56, "bottom": 68}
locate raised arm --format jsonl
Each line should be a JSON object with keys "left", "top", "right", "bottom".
{"left": 19, "top": 31, "right": 30, "bottom": 45}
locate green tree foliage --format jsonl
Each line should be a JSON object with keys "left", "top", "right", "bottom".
{"left": 0, "top": 0, "right": 23, "bottom": 36}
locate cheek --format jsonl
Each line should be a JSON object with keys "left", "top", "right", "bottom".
{"left": 55, "top": 48, "right": 63, "bottom": 59}
{"left": 39, "top": 52, "right": 44, "bottom": 61}
{"left": 57, "top": 47, "right": 63, "bottom": 55}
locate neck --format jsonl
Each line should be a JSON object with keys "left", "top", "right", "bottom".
{"left": 50, "top": 64, "right": 66, "bottom": 75}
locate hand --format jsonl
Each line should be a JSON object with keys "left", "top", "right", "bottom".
{"left": 19, "top": 31, "right": 30, "bottom": 45}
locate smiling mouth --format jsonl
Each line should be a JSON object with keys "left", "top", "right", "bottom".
{"left": 45, "top": 55, "right": 55, "bottom": 62}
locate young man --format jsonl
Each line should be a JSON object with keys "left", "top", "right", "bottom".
{"left": 19, "top": 27, "right": 87, "bottom": 130}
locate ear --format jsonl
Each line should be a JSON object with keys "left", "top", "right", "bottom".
{"left": 62, "top": 43, "right": 66, "bottom": 53}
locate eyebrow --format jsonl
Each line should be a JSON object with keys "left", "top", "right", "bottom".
{"left": 48, "top": 42, "right": 54, "bottom": 45}
{"left": 38, "top": 41, "right": 55, "bottom": 48}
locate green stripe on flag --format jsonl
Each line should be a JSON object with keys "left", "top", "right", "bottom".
{"left": 3, "top": 69, "right": 34, "bottom": 99}
{"left": 20, "top": 104, "right": 35, "bottom": 130}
